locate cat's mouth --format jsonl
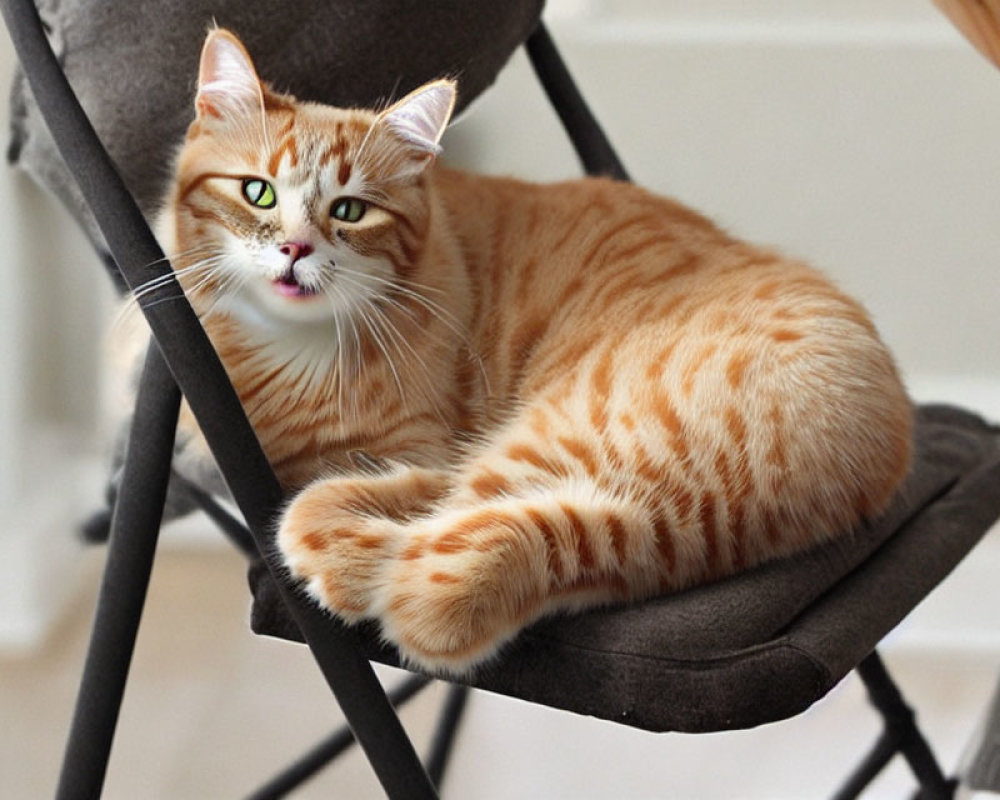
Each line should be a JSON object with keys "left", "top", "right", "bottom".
{"left": 272, "top": 269, "right": 320, "bottom": 299}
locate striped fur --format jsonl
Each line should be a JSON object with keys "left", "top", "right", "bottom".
{"left": 144, "top": 30, "right": 913, "bottom": 673}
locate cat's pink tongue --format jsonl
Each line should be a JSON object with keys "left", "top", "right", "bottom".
{"left": 275, "top": 281, "right": 305, "bottom": 297}
{"left": 273, "top": 278, "right": 317, "bottom": 298}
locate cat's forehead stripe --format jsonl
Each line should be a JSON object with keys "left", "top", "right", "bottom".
{"left": 268, "top": 135, "right": 298, "bottom": 177}
{"left": 264, "top": 112, "right": 297, "bottom": 177}
{"left": 267, "top": 114, "right": 369, "bottom": 190}
{"left": 338, "top": 158, "right": 353, "bottom": 187}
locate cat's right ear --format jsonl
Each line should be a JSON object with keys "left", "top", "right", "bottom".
{"left": 195, "top": 28, "right": 265, "bottom": 122}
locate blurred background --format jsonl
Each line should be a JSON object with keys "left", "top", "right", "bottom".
{"left": 2, "top": 0, "right": 1000, "bottom": 797}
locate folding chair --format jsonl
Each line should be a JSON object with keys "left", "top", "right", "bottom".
{"left": 4, "top": 0, "right": 1000, "bottom": 797}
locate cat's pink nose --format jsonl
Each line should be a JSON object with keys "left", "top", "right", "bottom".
{"left": 279, "top": 242, "right": 314, "bottom": 263}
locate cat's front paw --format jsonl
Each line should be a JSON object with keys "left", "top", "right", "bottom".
{"left": 378, "top": 517, "right": 550, "bottom": 675}
{"left": 277, "top": 480, "right": 401, "bottom": 622}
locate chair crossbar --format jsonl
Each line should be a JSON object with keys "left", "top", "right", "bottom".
{"left": 247, "top": 674, "right": 435, "bottom": 799}
{"left": 245, "top": 677, "right": 471, "bottom": 799}
{"left": 174, "top": 475, "right": 257, "bottom": 557}
{"left": 832, "top": 651, "right": 956, "bottom": 800}
{"left": 425, "top": 685, "right": 472, "bottom": 788}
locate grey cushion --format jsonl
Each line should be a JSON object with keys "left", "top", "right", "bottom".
{"left": 250, "top": 404, "right": 1000, "bottom": 732}
{"left": 7, "top": 0, "right": 544, "bottom": 251}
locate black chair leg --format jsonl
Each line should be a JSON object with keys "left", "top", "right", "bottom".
{"left": 832, "top": 650, "right": 957, "bottom": 800}
{"left": 525, "top": 22, "right": 630, "bottom": 181}
{"left": 55, "top": 346, "right": 180, "bottom": 800}
{"left": 425, "top": 685, "right": 471, "bottom": 790}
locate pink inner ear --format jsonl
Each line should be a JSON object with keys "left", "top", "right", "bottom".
{"left": 382, "top": 82, "right": 456, "bottom": 154}
{"left": 196, "top": 30, "right": 264, "bottom": 119}
{"left": 196, "top": 95, "right": 226, "bottom": 120}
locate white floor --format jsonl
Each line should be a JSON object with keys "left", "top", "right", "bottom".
{"left": 2, "top": 541, "right": 999, "bottom": 800}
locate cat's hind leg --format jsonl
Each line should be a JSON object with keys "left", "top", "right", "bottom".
{"left": 369, "top": 480, "right": 664, "bottom": 674}
{"left": 280, "top": 465, "right": 658, "bottom": 674}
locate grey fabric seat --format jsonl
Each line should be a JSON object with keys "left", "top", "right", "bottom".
{"left": 250, "top": 403, "right": 1000, "bottom": 733}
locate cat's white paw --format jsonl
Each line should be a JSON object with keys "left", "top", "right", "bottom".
{"left": 277, "top": 481, "right": 398, "bottom": 622}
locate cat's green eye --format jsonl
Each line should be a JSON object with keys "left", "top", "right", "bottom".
{"left": 331, "top": 197, "right": 367, "bottom": 223}
{"left": 242, "top": 178, "right": 276, "bottom": 209}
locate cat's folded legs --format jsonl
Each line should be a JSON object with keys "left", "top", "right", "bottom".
{"left": 279, "top": 468, "right": 662, "bottom": 674}
{"left": 374, "top": 484, "right": 667, "bottom": 673}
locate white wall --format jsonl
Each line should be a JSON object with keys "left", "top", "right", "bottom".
{"left": 0, "top": 40, "right": 110, "bottom": 652}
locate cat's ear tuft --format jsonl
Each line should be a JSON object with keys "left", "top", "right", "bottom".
{"left": 196, "top": 28, "right": 264, "bottom": 122}
{"left": 377, "top": 79, "right": 457, "bottom": 159}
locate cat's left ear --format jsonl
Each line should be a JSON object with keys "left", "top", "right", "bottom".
{"left": 373, "top": 79, "right": 456, "bottom": 173}
{"left": 195, "top": 28, "right": 265, "bottom": 122}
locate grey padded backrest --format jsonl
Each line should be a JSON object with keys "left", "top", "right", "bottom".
{"left": 8, "top": 0, "right": 544, "bottom": 250}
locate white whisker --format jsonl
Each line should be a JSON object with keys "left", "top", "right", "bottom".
{"left": 363, "top": 296, "right": 449, "bottom": 426}
{"left": 356, "top": 298, "right": 407, "bottom": 414}
{"left": 196, "top": 269, "right": 248, "bottom": 322}
{"left": 111, "top": 254, "right": 228, "bottom": 333}
{"left": 322, "top": 284, "right": 349, "bottom": 424}
{"left": 131, "top": 262, "right": 215, "bottom": 300}
{"left": 333, "top": 265, "right": 490, "bottom": 398}
{"left": 336, "top": 264, "right": 465, "bottom": 339}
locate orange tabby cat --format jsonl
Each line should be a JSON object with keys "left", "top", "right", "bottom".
{"left": 146, "top": 29, "right": 912, "bottom": 673}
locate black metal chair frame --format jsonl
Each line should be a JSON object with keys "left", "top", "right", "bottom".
{"left": 0, "top": 0, "right": 962, "bottom": 796}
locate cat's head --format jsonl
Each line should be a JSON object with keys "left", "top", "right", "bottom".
{"left": 162, "top": 28, "right": 456, "bottom": 326}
